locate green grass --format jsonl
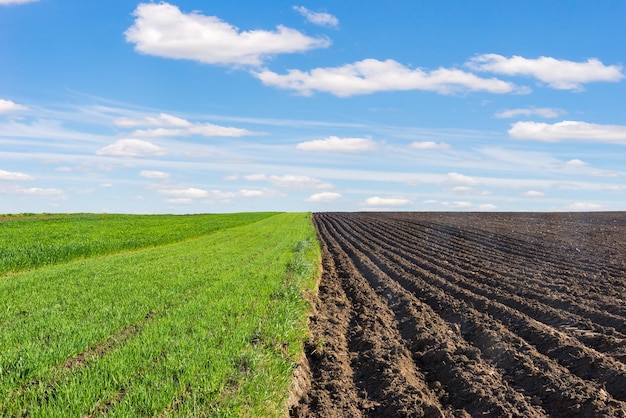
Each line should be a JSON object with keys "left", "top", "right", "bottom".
{"left": 0, "top": 212, "right": 276, "bottom": 275}
{"left": 0, "top": 213, "right": 320, "bottom": 416}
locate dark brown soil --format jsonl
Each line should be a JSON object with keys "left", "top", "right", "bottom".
{"left": 291, "top": 212, "right": 626, "bottom": 418}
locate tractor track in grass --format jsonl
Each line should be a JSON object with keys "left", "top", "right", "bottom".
{"left": 291, "top": 212, "right": 626, "bottom": 418}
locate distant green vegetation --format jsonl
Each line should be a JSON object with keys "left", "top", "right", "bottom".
{"left": 0, "top": 213, "right": 320, "bottom": 416}
{"left": 0, "top": 212, "right": 276, "bottom": 275}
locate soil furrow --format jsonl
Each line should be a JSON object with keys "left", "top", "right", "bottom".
{"left": 298, "top": 212, "right": 626, "bottom": 418}
{"left": 353, "top": 216, "right": 626, "bottom": 360}
{"left": 331, "top": 214, "right": 626, "bottom": 404}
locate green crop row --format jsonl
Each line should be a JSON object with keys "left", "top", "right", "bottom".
{"left": 0, "top": 213, "right": 320, "bottom": 416}
{"left": 0, "top": 212, "right": 277, "bottom": 275}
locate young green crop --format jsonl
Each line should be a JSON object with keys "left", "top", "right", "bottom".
{"left": 0, "top": 213, "right": 320, "bottom": 416}
{"left": 0, "top": 212, "right": 276, "bottom": 275}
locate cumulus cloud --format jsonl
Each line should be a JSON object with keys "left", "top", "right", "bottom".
{"left": 409, "top": 141, "right": 450, "bottom": 150}
{"left": 296, "top": 136, "right": 378, "bottom": 152}
{"left": 306, "top": 192, "right": 341, "bottom": 202}
{"left": 495, "top": 107, "right": 564, "bottom": 119}
{"left": 364, "top": 196, "right": 411, "bottom": 207}
{"left": 115, "top": 113, "right": 252, "bottom": 137}
{"left": 125, "top": 2, "right": 330, "bottom": 67}
{"left": 139, "top": 170, "right": 170, "bottom": 179}
{"left": 293, "top": 6, "right": 338, "bottom": 27}
{"left": 0, "top": 169, "right": 34, "bottom": 181}
{"left": 255, "top": 58, "right": 521, "bottom": 97}
{"left": 96, "top": 139, "right": 167, "bottom": 157}
{"left": 468, "top": 54, "right": 624, "bottom": 90}
{"left": 0, "top": 0, "right": 38, "bottom": 5}
{"left": 0, "top": 99, "right": 28, "bottom": 113}
{"left": 509, "top": 121, "right": 626, "bottom": 142}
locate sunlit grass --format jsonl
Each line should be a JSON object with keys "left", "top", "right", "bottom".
{"left": 0, "top": 213, "right": 320, "bottom": 416}
{"left": 0, "top": 212, "right": 276, "bottom": 275}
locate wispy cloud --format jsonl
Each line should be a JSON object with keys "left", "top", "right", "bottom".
{"left": 125, "top": 2, "right": 330, "bottom": 67}
{"left": 296, "top": 136, "right": 378, "bottom": 152}
{"left": 96, "top": 139, "right": 167, "bottom": 157}
{"left": 409, "top": 141, "right": 450, "bottom": 150}
{"left": 139, "top": 170, "right": 170, "bottom": 179}
{"left": 115, "top": 112, "right": 253, "bottom": 138}
{"left": 509, "top": 121, "right": 626, "bottom": 142}
{"left": 469, "top": 54, "right": 624, "bottom": 90}
{"left": 364, "top": 196, "right": 411, "bottom": 207}
{"left": 0, "top": 0, "right": 39, "bottom": 5}
{"left": 445, "top": 172, "right": 478, "bottom": 186}
{"left": 0, "top": 169, "right": 34, "bottom": 181}
{"left": 255, "top": 58, "right": 522, "bottom": 97}
{"left": 523, "top": 190, "right": 545, "bottom": 197}
{"left": 495, "top": 107, "right": 564, "bottom": 119}
{"left": 293, "top": 6, "right": 339, "bottom": 28}
{"left": 566, "top": 202, "right": 602, "bottom": 211}
{"left": 239, "top": 173, "right": 332, "bottom": 189}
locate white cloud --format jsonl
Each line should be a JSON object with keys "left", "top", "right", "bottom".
{"left": 409, "top": 141, "right": 450, "bottom": 150}
{"left": 131, "top": 124, "right": 251, "bottom": 138}
{"left": 0, "top": 0, "right": 38, "bottom": 5}
{"left": 446, "top": 172, "right": 478, "bottom": 186}
{"left": 495, "top": 107, "right": 564, "bottom": 119}
{"left": 125, "top": 2, "right": 330, "bottom": 67}
{"left": 115, "top": 113, "right": 252, "bottom": 137}
{"left": 0, "top": 99, "right": 28, "bottom": 113}
{"left": 240, "top": 173, "right": 332, "bottom": 189}
{"left": 293, "top": 6, "right": 338, "bottom": 27}
{"left": 306, "top": 192, "right": 341, "bottom": 202}
{"left": 524, "top": 190, "right": 545, "bottom": 197}
{"left": 567, "top": 202, "right": 602, "bottom": 211}
{"left": 296, "top": 136, "right": 378, "bottom": 152}
{"left": 443, "top": 201, "right": 473, "bottom": 208}
{"left": 114, "top": 113, "right": 190, "bottom": 127}
{"left": 267, "top": 174, "right": 332, "bottom": 189}
{"left": 19, "top": 187, "right": 66, "bottom": 199}
{"left": 140, "top": 170, "right": 170, "bottom": 179}
{"left": 450, "top": 186, "right": 474, "bottom": 193}
{"left": 255, "top": 58, "right": 521, "bottom": 97}
{"left": 364, "top": 196, "right": 411, "bottom": 207}
{"left": 509, "top": 121, "right": 626, "bottom": 142}
{"left": 96, "top": 139, "right": 167, "bottom": 157}
{"left": 243, "top": 173, "right": 268, "bottom": 181}
{"left": 158, "top": 187, "right": 209, "bottom": 199}
{"left": 0, "top": 169, "right": 34, "bottom": 181}
{"left": 166, "top": 198, "right": 193, "bottom": 205}
{"left": 469, "top": 54, "right": 624, "bottom": 90}
{"left": 566, "top": 159, "right": 587, "bottom": 167}
{"left": 238, "top": 189, "right": 266, "bottom": 198}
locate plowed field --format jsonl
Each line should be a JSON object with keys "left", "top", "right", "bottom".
{"left": 291, "top": 212, "right": 626, "bottom": 417}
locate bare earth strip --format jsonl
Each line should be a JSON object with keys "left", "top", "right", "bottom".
{"left": 291, "top": 212, "right": 626, "bottom": 418}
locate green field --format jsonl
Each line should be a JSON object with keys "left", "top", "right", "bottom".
{"left": 0, "top": 213, "right": 320, "bottom": 416}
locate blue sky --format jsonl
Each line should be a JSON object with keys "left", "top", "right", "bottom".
{"left": 1, "top": 0, "right": 625, "bottom": 213}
